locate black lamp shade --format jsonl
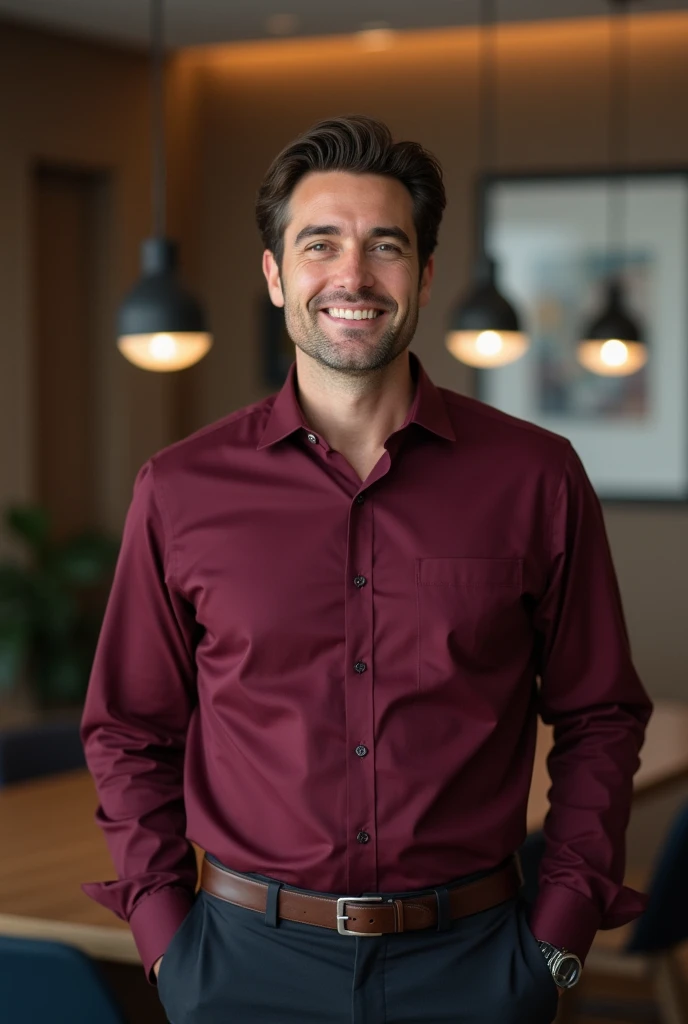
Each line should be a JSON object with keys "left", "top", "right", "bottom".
{"left": 577, "top": 278, "right": 647, "bottom": 376}
{"left": 580, "top": 279, "right": 642, "bottom": 343}
{"left": 117, "top": 238, "right": 208, "bottom": 337}
{"left": 449, "top": 255, "right": 522, "bottom": 334}
{"left": 445, "top": 254, "right": 529, "bottom": 368}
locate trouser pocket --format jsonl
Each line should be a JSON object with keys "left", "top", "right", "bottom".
{"left": 157, "top": 894, "right": 205, "bottom": 1023}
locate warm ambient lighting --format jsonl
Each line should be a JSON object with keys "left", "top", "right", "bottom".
{"left": 357, "top": 23, "right": 396, "bottom": 51}
{"left": 117, "top": 332, "right": 212, "bottom": 372}
{"left": 445, "top": 329, "right": 530, "bottom": 368}
{"left": 577, "top": 338, "right": 648, "bottom": 376}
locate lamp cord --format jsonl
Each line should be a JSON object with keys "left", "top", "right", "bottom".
{"left": 476, "top": 0, "right": 497, "bottom": 262}
{"left": 151, "top": 0, "right": 166, "bottom": 239}
{"left": 478, "top": 0, "right": 497, "bottom": 176}
{"left": 607, "top": 0, "right": 630, "bottom": 261}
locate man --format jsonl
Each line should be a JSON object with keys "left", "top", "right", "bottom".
{"left": 81, "top": 115, "right": 652, "bottom": 1024}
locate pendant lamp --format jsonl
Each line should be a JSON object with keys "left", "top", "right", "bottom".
{"left": 117, "top": 0, "right": 212, "bottom": 372}
{"left": 577, "top": 0, "right": 646, "bottom": 377}
{"left": 446, "top": 0, "right": 528, "bottom": 369}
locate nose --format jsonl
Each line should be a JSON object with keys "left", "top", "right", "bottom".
{"left": 333, "top": 247, "right": 376, "bottom": 293}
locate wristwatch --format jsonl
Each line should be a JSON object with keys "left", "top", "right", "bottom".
{"left": 536, "top": 941, "right": 583, "bottom": 990}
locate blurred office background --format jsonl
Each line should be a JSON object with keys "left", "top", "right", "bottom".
{"left": 0, "top": 2, "right": 687, "bottom": 1022}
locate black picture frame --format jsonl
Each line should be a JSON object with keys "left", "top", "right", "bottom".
{"left": 474, "top": 169, "right": 688, "bottom": 503}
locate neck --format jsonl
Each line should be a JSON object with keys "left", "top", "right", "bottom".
{"left": 294, "top": 350, "right": 415, "bottom": 457}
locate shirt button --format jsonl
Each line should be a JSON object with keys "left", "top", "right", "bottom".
{"left": 356, "top": 831, "right": 370, "bottom": 844}
{"left": 355, "top": 493, "right": 365, "bottom": 505}
{"left": 355, "top": 745, "right": 368, "bottom": 757}
{"left": 354, "top": 576, "right": 367, "bottom": 588}
{"left": 306, "top": 433, "right": 318, "bottom": 444}
{"left": 354, "top": 661, "right": 367, "bottom": 674}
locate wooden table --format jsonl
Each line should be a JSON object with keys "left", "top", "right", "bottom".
{"left": 1, "top": 700, "right": 687, "bottom": 965}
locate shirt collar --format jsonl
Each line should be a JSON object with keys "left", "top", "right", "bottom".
{"left": 256, "top": 351, "right": 456, "bottom": 451}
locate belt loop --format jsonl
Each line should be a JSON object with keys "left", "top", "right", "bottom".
{"left": 391, "top": 898, "right": 405, "bottom": 933}
{"left": 264, "top": 880, "right": 283, "bottom": 928}
{"left": 433, "top": 886, "right": 452, "bottom": 932}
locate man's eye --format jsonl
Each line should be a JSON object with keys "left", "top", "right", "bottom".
{"left": 375, "top": 244, "right": 400, "bottom": 253}
{"left": 308, "top": 243, "right": 330, "bottom": 252}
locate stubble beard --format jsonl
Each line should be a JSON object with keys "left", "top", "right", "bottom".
{"left": 282, "top": 288, "right": 420, "bottom": 375}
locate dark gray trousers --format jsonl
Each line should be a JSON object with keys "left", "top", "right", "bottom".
{"left": 157, "top": 864, "right": 559, "bottom": 1024}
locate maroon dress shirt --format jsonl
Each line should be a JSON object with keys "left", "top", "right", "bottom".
{"left": 81, "top": 352, "right": 652, "bottom": 980}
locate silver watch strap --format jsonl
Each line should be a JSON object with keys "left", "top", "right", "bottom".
{"left": 537, "top": 940, "right": 583, "bottom": 989}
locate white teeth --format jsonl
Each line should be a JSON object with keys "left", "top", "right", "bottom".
{"left": 326, "top": 308, "right": 380, "bottom": 320}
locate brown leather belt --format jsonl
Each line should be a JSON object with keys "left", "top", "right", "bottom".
{"left": 200, "top": 856, "right": 521, "bottom": 937}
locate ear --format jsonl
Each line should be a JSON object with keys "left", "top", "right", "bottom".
{"left": 263, "top": 250, "right": 285, "bottom": 308}
{"left": 418, "top": 254, "right": 435, "bottom": 309}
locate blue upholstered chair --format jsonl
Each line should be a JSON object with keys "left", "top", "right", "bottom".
{"left": 0, "top": 935, "right": 125, "bottom": 1024}
{"left": 626, "top": 801, "right": 688, "bottom": 958}
{"left": 0, "top": 718, "right": 85, "bottom": 786}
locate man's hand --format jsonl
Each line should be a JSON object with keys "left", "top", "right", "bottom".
{"left": 153, "top": 956, "right": 163, "bottom": 979}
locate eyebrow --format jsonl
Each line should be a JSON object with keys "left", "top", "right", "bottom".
{"left": 293, "top": 224, "right": 412, "bottom": 248}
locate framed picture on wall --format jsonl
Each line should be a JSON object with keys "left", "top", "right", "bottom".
{"left": 475, "top": 170, "right": 688, "bottom": 502}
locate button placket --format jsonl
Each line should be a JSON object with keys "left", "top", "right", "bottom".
{"left": 344, "top": 487, "right": 376, "bottom": 891}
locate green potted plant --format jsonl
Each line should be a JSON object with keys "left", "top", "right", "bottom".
{"left": 0, "top": 505, "right": 119, "bottom": 709}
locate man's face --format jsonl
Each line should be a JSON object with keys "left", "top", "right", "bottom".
{"left": 262, "top": 171, "right": 434, "bottom": 374}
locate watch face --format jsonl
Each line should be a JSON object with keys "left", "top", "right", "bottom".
{"left": 553, "top": 954, "right": 582, "bottom": 988}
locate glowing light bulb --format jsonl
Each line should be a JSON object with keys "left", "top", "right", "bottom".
{"left": 149, "top": 333, "right": 177, "bottom": 362}
{"left": 599, "top": 338, "right": 629, "bottom": 367}
{"left": 475, "top": 331, "right": 504, "bottom": 357}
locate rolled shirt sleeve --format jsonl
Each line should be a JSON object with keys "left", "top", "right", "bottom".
{"left": 530, "top": 444, "right": 653, "bottom": 960}
{"left": 80, "top": 459, "right": 199, "bottom": 981}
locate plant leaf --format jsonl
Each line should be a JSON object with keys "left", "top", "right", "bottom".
{"left": 34, "top": 649, "right": 88, "bottom": 705}
{"left": 0, "top": 621, "right": 28, "bottom": 692}
{"left": 51, "top": 533, "right": 120, "bottom": 588}
{"left": 5, "top": 505, "right": 51, "bottom": 553}
{"left": 0, "top": 564, "right": 33, "bottom": 627}
{"left": 32, "top": 578, "right": 79, "bottom": 639}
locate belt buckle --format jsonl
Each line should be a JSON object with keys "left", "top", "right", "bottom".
{"left": 336, "top": 895, "right": 384, "bottom": 936}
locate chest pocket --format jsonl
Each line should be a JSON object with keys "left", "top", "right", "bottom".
{"left": 416, "top": 557, "right": 526, "bottom": 691}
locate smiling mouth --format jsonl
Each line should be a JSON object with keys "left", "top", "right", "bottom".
{"left": 320, "top": 308, "right": 388, "bottom": 324}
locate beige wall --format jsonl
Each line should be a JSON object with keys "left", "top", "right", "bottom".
{"left": 0, "top": 22, "right": 180, "bottom": 544}
{"left": 169, "top": 13, "right": 688, "bottom": 702}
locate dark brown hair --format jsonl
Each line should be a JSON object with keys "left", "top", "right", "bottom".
{"left": 255, "top": 115, "right": 446, "bottom": 272}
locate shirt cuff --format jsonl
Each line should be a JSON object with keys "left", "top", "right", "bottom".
{"left": 128, "top": 887, "right": 196, "bottom": 984}
{"left": 528, "top": 883, "right": 602, "bottom": 962}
